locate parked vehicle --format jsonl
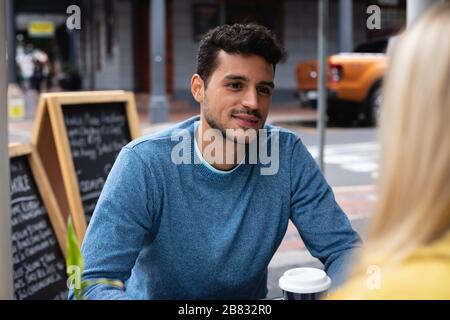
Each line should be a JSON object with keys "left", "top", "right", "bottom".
{"left": 296, "top": 38, "right": 391, "bottom": 126}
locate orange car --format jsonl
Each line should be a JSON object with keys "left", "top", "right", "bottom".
{"left": 296, "top": 39, "right": 390, "bottom": 125}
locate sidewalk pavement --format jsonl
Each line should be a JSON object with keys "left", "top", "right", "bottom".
{"left": 278, "top": 184, "right": 375, "bottom": 252}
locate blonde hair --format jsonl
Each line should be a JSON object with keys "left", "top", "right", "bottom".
{"left": 358, "top": 3, "right": 450, "bottom": 270}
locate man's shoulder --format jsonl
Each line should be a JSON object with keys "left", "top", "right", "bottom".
{"left": 125, "top": 115, "right": 199, "bottom": 154}
{"left": 264, "top": 123, "right": 305, "bottom": 151}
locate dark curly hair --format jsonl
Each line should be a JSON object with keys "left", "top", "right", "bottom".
{"left": 196, "top": 23, "right": 287, "bottom": 87}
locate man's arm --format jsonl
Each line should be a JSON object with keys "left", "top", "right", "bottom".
{"left": 69, "top": 147, "right": 157, "bottom": 299}
{"left": 289, "top": 138, "right": 362, "bottom": 289}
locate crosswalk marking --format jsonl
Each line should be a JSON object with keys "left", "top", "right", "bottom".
{"left": 306, "top": 142, "right": 379, "bottom": 178}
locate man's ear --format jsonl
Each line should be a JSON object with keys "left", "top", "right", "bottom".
{"left": 191, "top": 74, "right": 205, "bottom": 104}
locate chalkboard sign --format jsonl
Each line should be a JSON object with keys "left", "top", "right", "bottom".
{"left": 62, "top": 102, "right": 131, "bottom": 223}
{"left": 9, "top": 144, "right": 68, "bottom": 300}
{"left": 33, "top": 91, "right": 140, "bottom": 241}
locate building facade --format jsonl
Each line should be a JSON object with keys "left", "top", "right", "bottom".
{"left": 11, "top": 0, "right": 407, "bottom": 104}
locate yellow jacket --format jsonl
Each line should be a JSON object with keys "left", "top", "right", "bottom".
{"left": 328, "top": 231, "right": 450, "bottom": 300}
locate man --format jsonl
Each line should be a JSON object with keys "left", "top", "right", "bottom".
{"left": 75, "top": 24, "right": 361, "bottom": 299}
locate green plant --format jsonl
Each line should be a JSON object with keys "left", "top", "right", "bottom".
{"left": 66, "top": 217, "right": 124, "bottom": 300}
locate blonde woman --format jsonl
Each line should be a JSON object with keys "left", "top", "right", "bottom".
{"left": 329, "top": 3, "right": 450, "bottom": 300}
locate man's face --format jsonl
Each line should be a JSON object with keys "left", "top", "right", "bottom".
{"left": 192, "top": 50, "right": 275, "bottom": 144}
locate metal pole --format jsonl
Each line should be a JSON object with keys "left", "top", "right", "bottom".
{"left": 149, "top": 0, "right": 169, "bottom": 123}
{"left": 89, "top": 0, "right": 96, "bottom": 90}
{"left": 219, "top": 0, "right": 226, "bottom": 25}
{"left": 317, "top": 0, "right": 328, "bottom": 173}
{"left": 339, "top": 0, "right": 353, "bottom": 52}
{"left": 0, "top": 0, "right": 14, "bottom": 300}
{"left": 6, "top": 0, "right": 15, "bottom": 83}
{"left": 407, "top": 0, "right": 440, "bottom": 27}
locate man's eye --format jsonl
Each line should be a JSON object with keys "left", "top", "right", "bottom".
{"left": 228, "top": 83, "right": 242, "bottom": 90}
{"left": 258, "top": 87, "right": 272, "bottom": 96}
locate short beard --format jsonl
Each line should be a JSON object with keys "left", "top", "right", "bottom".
{"left": 203, "top": 97, "right": 227, "bottom": 138}
{"left": 202, "top": 94, "right": 238, "bottom": 144}
{"left": 202, "top": 94, "right": 263, "bottom": 145}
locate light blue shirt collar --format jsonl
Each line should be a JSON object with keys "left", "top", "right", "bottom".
{"left": 194, "top": 121, "right": 243, "bottom": 175}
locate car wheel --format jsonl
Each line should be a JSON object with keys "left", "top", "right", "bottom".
{"left": 364, "top": 84, "right": 382, "bottom": 127}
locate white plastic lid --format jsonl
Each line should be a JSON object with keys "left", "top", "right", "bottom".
{"left": 278, "top": 267, "right": 332, "bottom": 294}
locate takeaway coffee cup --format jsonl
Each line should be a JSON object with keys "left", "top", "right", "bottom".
{"left": 278, "top": 267, "right": 331, "bottom": 300}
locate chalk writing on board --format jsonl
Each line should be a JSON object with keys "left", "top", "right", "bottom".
{"left": 62, "top": 103, "right": 131, "bottom": 223}
{"left": 10, "top": 156, "right": 68, "bottom": 300}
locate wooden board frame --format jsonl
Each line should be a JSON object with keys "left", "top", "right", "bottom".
{"left": 32, "top": 91, "right": 141, "bottom": 243}
{"left": 9, "top": 143, "right": 67, "bottom": 258}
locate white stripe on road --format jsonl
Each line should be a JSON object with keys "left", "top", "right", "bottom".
{"left": 307, "top": 142, "right": 379, "bottom": 177}
{"left": 332, "top": 184, "right": 376, "bottom": 193}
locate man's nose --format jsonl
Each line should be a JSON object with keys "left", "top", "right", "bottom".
{"left": 241, "top": 88, "right": 259, "bottom": 110}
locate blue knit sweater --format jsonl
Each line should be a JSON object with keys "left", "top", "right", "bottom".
{"left": 75, "top": 115, "right": 360, "bottom": 300}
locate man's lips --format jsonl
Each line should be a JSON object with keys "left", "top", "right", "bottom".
{"left": 232, "top": 114, "right": 260, "bottom": 128}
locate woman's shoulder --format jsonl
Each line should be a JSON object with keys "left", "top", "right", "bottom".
{"left": 328, "top": 254, "right": 450, "bottom": 300}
